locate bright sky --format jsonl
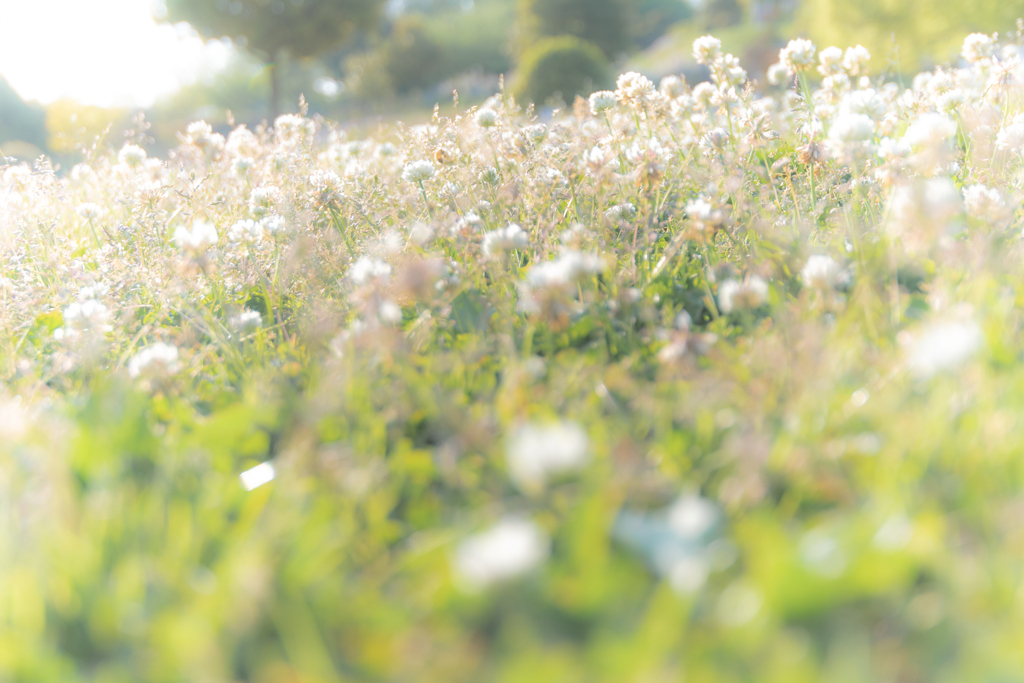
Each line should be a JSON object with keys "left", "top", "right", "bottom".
{"left": 0, "top": 0, "right": 234, "bottom": 108}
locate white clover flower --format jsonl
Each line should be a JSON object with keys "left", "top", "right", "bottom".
{"left": 605, "top": 202, "right": 637, "bottom": 220}
{"left": 936, "top": 89, "right": 966, "bottom": 114}
{"left": 718, "top": 275, "right": 768, "bottom": 313}
{"left": 453, "top": 518, "right": 549, "bottom": 590}
{"left": 349, "top": 256, "right": 391, "bottom": 285}
{"left": 902, "top": 112, "right": 957, "bottom": 150}
{"left": 801, "top": 254, "right": 842, "bottom": 288}
{"left": 506, "top": 421, "right": 589, "bottom": 489}
{"left": 378, "top": 300, "right": 403, "bottom": 325}
{"left": 128, "top": 343, "right": 180, "bottom": 379}
{"left": 615, "top": 72, "right": 657, "bottom": 109}
{"left": 481, "top": 223, "right": 528, "bottom": 256}
{"left": 692, "top": 35, "right": 722, "bottom": 65}
{"left": 817, "top": 46, "right": 844, "bottom": 76}
{"left": 376, "top": 142, "right": 397, "bottom": 157}
{"left": 779, "top": 38, "right": 816, "bottom": 73}
{"left": 185, "top": 120, "right": 218, "bottom": 148}
{"left": 309, "top": 169, "right": 342, "bottom": 193}
{"left": 712, "top": 53, "right": 746, "bottom": 88}
{"left": 173, "top": 220, "right": 218, "bottom": 252}
{"left": 225, "top": 125, "right": 259, "bottom": 157}
{"left": 907, "top": 319, "right": 983, "bottom": 378}
{"left": 525, "top": 250, "right": 604, "bottom": 289}
{"left": 766, "top": 62, "right": 792, "bottom": 86}
{"left": 962, "top": 33, "right": 996, "bottom": 65}
{"left": 522, "top": 123, "right": 547, "bottom": 143}
{"left": 402, "top": 160, "right": 435, "bottom": 183}
{"left": 77, "top": 203, "right": 101, "bottom": 220}
{"left": 478, "top": 166, "right": 500, "bottom": 185}
{"left": 829, "top": 112, "right": 876, "bottom": 144}
{"left": 232, "top": 157, "right": 254, "bottom": 175}
{"left": 227, "top": 219, "right": 263, "bottom": 244}
{"left": 963, "top": 184, "right": 1009, "bottom": 223}
{"left": 231, "top": 309, "right": 263, "bottom": 332}
{"left": 252, "top": 217, "right": 281, "bottom": 238}
{"left": 843, "top": 88, "right": 886, "bottom": 120}
{"left": 842, "top": 45, "right": 871, "bottom": 76}
{"left": 274, "top": 113, "right": 314, "bottom": 145}
{"left": 63, "top": 299, "right": 110, "bottom": 336}
{"left": 995, "top": 115, "right": 1024, "bottom": 151}
{"left": 475, "top": 107, "right": 497, "bottom": 128}
{"left": 822, "top": 73, "right": 850, "bottom": 94}
{"left": 589, "top": 90, "right": 617, "bottom": 114}
{"left": 686, "top": 198, "right": 713, "bottom": 221}
{"left": 117, "top": 143, "right": 147, "bottom": 168}
{"left": 668, "top": 495, "right": 720, "bottom": 539}
{"left": 70, "top": 163, "right": 93, "bottom": 182}
{"left": 660, "top": 75, "right": 686, "bottom": 99}
{"left": 249, "top": 186, "right": 280, "bottom": 217}
{"left": 78, "top": 283, "right": 110, "bottom": 300}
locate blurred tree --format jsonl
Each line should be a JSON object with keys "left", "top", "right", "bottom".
{"left": 799, "top": 0, "right": 1023, "bottom": 72}
{"left": 633, "top": 0, "right": 693, "bottom": 48}
{"left": 704, "top": 0, "right": 744, "bottom": 29}
{"left": 515, "top": 0, "right": 631, "bottom": 59}
{"left": 513, "top": 35, "right": 609, "bottom": 105}
{"left": 384, "top": 15, "right": 445, "bottom": 93}
{"left": 165, "top": 0, "right": 384, "bottom": 120}
{"left": 0, "top": 78, "right": 47, "bottom": 153}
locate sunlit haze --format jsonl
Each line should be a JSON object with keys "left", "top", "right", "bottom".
{"left": 0, "top": 0, "right": 234, "bottom": 108}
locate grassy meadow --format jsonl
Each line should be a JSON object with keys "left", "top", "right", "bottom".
{"left": 3, "top": 29, "right": 1024, "bottom": 682}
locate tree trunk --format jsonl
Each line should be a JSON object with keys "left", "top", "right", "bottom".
{"left": 269, "top": 51, "right": 282, "bottom": 123}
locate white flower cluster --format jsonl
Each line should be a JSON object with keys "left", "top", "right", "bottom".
{"left": 506, "top": 421, "right": 590, "bottom": 490}
{"left": 481, "top": 223, "right": 528, "bottom": 256}
{"left": 128, "top": 343, "right": 180, "bottom": 380}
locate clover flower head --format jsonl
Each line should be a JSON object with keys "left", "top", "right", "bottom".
{"left": 231, "top": 309, "right": 263, "bottom": 332}
{"left": 482, "top": 223, "right": 528, "bottom": 256}
{"left": 829, "top": 112, "right": 876, "bottom": 144}
{"left": 77, "top": 203, "right": 101, "bottom": 220}
{"left": 227, "top": 219, "right": 263, "bottom": 244}
{"left": 402, "top": 160, "right": 436, "bottom": 183}
{"left": 718, "top": 275, "right": 768, "bottom": 313}
{"left": 843, "top": 45, "right": 871, "bottom": 76}
{"left": 589, "top": 90, "right": 617, "bottom": 114}
{"left": 118, "top": 143, "right": 147, "bottom": 168}
{"left": 692, "top": 35, "right": 722, "bottom": 65}
{"left": 349, "top": 256, "right": 391, "bottom": 285}
{"left": 128, "top": 343, "right": 179, "bottom": 379}
{"left": 506, "top": 421, "right": 590, "bottom": 489}
{"left": 249, "top": 186, "right": 280, "bottom": 217}
{"left": 453, "top": 518, "right": 549, "bottom": 589}
{"left": 615, "top": 72, "right": 657, "bottom": 109}
{"left": 817, "top": 46, "right": 844, "bottom": 76}
{"left": 801, "top": 254, "right": 842, "bottom": 288}
{"left": 962, "top": 33, "right": 996, "bottom": 65}
{"left": 780, "top": 38, "right": 816, "bottom": 72}
{"left": 475, "top": 107, "right": 498, "bottom": 128}
{"left": 173, "top": 220, "right": 218, "bottom": 252}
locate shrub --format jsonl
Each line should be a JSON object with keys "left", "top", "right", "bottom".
{"left": 513, "top": 35, "right": 608, "bottom": 106}
{"left": 515, "top": 0, "right": 631, "bottom": 59}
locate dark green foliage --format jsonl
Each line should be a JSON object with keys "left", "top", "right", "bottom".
{"left": 0, "top": 78, "right": 47, "bottom": 151}
{"left": 384, "top": 16, "right": 446, "bottom": 93}
{"left": 513, "top": 35, "right": 609, "bottom": 105}
{"left": 632, "top": 0, "right": 694, "bottom": 48}
{"left": 165, "top": 0, "right": 384, "bottom": 116}
{"left": 703, "top": 0, "right": 745, "bottom": 28}
{"left": 515, "top": 0, "right": 631, "bottom": 58}
{"left": 165, "top": 0, "right": 382, "bottom": 60}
